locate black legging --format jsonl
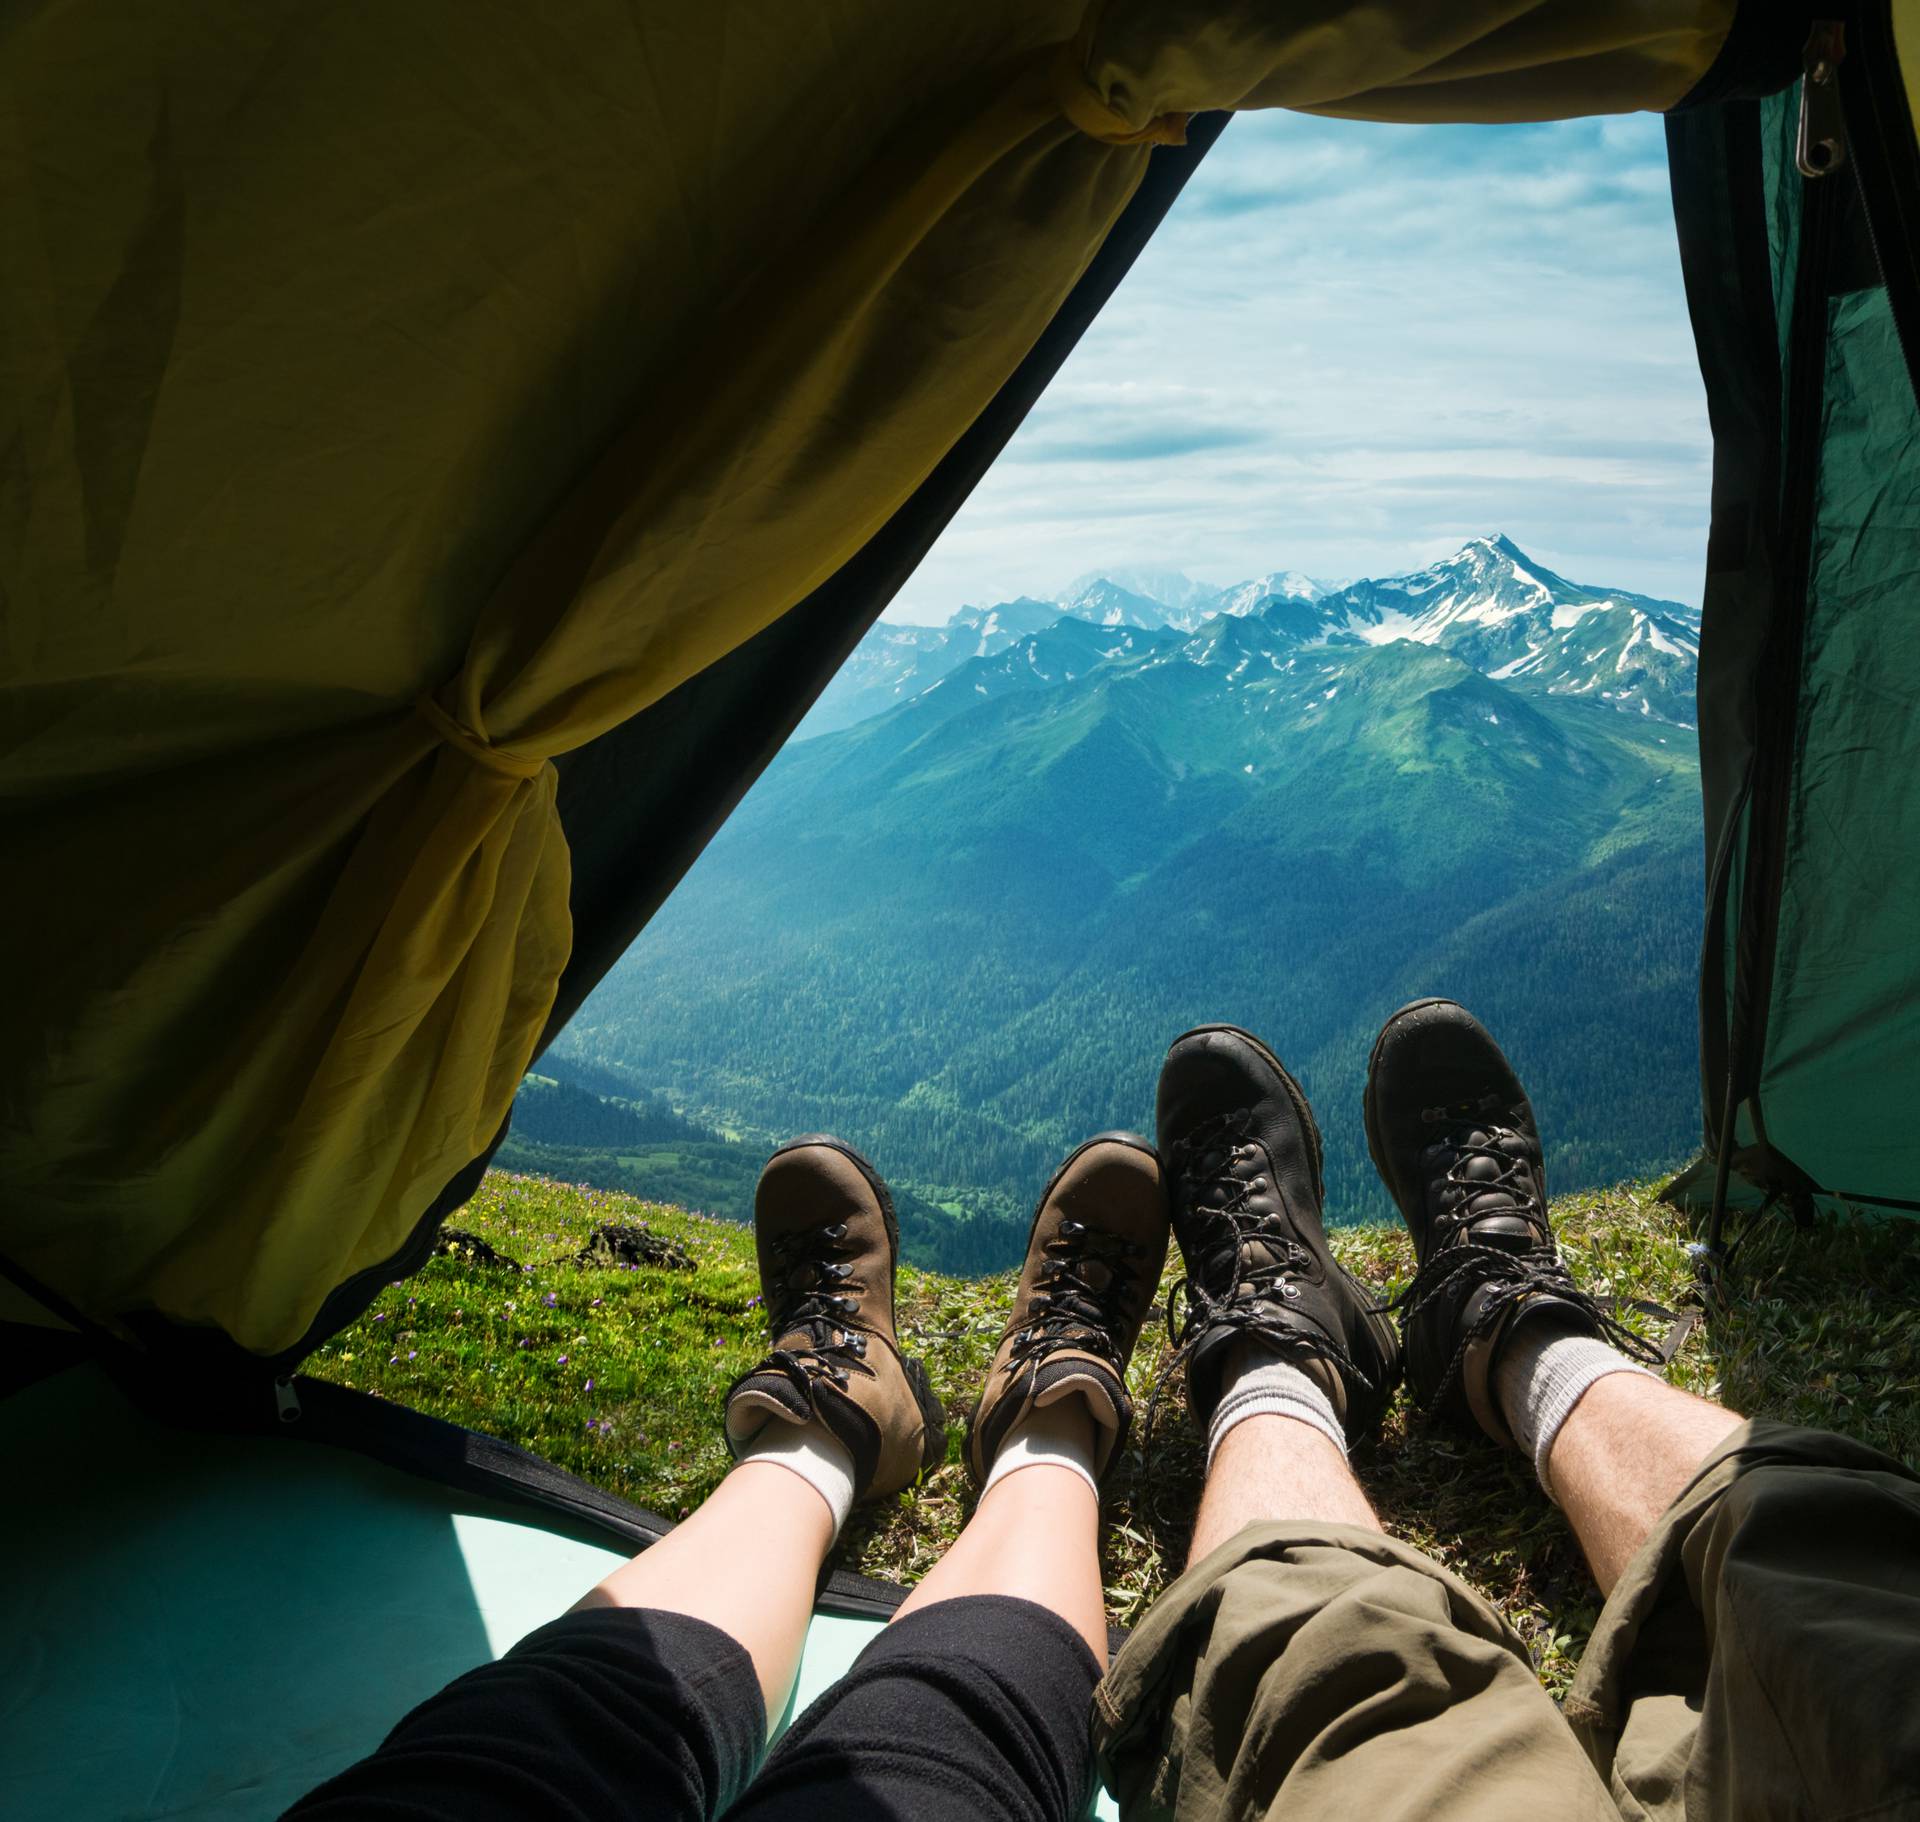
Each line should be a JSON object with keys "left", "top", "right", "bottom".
{"left": 284, "top": 1594, "right": 1102, "bottom": 1821}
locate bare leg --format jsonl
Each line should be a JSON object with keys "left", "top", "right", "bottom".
{"left": 892, "top": 1402, "right": 1108, "bottom": 1662}
{"left": 1547, "top": 1372, "right": 1744, "bottom": 1593}
{"left": 1188, "top": 1413, "right": 1380, "bottom": 1564}
{"left": 574, "top": 1461, "right": 834, "bottom": 1722}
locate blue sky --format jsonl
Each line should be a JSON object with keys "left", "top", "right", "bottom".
{"left": 887, "top": 109, "right": 1710, "bottom": 622}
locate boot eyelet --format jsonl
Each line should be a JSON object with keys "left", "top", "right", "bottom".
{"left": 1280, "top": 1283, "right": 1300, "bottom": 1300}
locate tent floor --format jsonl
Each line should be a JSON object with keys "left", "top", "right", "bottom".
{"left": 2, "top": 1365, "right": 1118, "bottom": 1818}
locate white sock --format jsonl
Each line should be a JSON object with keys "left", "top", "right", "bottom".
{"left": 1495, "top": 1322, "right": 1657, "bottom": 1502}
{"left": 1206, "top": 1356, "right": 1346, "bottom": 1471}
{"left": 737, "top": 1419, "right": 857, "bottom": 1535}
{"left": 981, "top": 1396, "right": 1101, "bottom": 1500}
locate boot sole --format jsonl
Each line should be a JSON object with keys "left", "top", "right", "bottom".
{"left": 1167, "top": 1025, "right": 1399, "bottom": 1433}
{"left": 903, "top": 1353, "right": 950, "bottom": 1477}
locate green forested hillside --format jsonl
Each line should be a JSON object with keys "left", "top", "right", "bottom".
{"left": 546, "top": 613, "right": 1705, "bottom": 1269}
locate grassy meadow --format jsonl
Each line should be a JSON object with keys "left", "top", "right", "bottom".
{"left": 309, "top": 1168, "right": 1920, "bottom": 1696}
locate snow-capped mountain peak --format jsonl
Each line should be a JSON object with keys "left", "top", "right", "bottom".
{"left": 948, "top": 595, "right": 1063, "bottom": 654}
{"left": 1053, "top": 576, "right": 1173, "bottom": 630}
{"left": 1210, "top": 571, "right": 1330, "bottom": 618}
{"left": 804, "top": 538, "right": 1702, "bottom": 736}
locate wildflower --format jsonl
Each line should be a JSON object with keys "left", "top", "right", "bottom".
{"left": 544, "top": 1292, "right": 558, "bottom": 1308}
{"left": 389, "top": 1355, "right": 398, "bottom": 1365}
{"left": 557, "top": 1355, "right": 569, "bottom": 1366}
{"left": 591, "top": 1298, "right": 602, "bottom": 1308}
{"left": 409, "top": 1351, "right": 417, "bottom": 1360}
{"left": 584, "top": 1379, "right": 594, "bottom": 1392}
{"left": 372, "top": 1313, "right": 387, "bottom": 1323}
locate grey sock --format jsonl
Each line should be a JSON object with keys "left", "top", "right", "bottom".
{"left": 1206, "top": 1357, "right": 1347, "bottom": 1470}
{"left": 1495, "top": 1321, "right": 1655, "bottom": 1501}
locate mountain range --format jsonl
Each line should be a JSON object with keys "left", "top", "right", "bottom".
{"left": 801, "top": 534, "right": 1698, "bottom": 735}
{"left": 545, "top": 535, "right": 1707, "bottom": 1270}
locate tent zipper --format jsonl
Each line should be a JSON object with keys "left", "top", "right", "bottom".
{"left": 1707, "top": 33, "right": 1847, "bottom": 1267}
{"left": 1796, "top": 22, "right": 1848, "bottom": 178}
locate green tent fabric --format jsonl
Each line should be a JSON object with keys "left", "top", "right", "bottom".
{"left": 1666, "top": 4, "right": 1920, "bottom": 1231}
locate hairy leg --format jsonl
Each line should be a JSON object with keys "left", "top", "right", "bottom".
{"left": 1188, "top": 1412, "right": 1380, "bottom": 1563}
{"left": 892, "top": 1401, "right": 1108, "bottom": 1662}
{"left": 574, "top": 1460, "right": 835, "bottom": 1721}
{"left": 1547, "top": 1371, "right": 1743, "bottom": 1593}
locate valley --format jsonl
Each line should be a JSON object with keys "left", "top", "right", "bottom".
{"left": 529, "top": 536, "right": 1707, "bottom": 1271}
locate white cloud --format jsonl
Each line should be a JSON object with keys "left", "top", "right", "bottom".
{"left": 887, "top": 110, "right": 1708, "bottom": 622}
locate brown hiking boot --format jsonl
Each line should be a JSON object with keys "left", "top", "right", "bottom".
{"left": 966, "top": 1133, "right": 1169, "bottom": 1487}
{"left": 725, "top": 1136, "right": 946, "bottom": 1500}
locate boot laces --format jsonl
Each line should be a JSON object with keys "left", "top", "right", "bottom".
{"left": 758, "top": 1221, "right": 875, "bottom": 1398}
{"left": 1387, "top": 1095, "right": 1662, "bottom": 1409}
{"left": 1002, "top": 1219, "right": 1146, "bottom": 1378}
{"left": 1155, "top": 1111, "right": 1371, "bottom": 1408}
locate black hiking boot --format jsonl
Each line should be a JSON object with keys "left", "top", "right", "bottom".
{"left": 1157, "top": 1025, "right": 1402, "bottom": 1439}
{"left": 967, "top": 1133, "right": 1169, "bottom": 1487}
{"left": 725, "top": 1136, "right": 947, "bottom": 1500}
{"left": 1364, "top": 998, "right": 1657, "bottom": 1442}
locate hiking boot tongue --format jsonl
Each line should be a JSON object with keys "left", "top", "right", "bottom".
{"left": 1238, "top": 1230, "right": 1298, "bottom": 1276}
{"left": 1450, "top": 1126, "right": 1536, "bottom": 1232}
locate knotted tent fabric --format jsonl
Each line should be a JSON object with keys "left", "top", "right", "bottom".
{"left": 3, "top": 1, "right": 1742, "bottom": 1361}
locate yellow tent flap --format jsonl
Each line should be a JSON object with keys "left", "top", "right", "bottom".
{"left": 0, "top": 1, "right": 1731, "bottom": 1354}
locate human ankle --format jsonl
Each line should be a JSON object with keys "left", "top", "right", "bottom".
{"left": 1206, "top": 1351, "right": 1346, "bottom": 1470}
{"left": 736, "top": 1418, "right": 858, "bottom": 1535}
{"left": 981, "top": 1394, "right": 1100, "bottom": 1499}
{"left": 1494, "top": 1318, "right": 1655, "bottom": 1501}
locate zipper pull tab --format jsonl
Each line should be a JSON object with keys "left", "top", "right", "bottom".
{"left": 1798, "top": 21, "right": 1848, "bottom": 179}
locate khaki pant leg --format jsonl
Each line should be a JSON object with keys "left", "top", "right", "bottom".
{"left": 1566, "top": 1420, "right": 1920, "bottom": 1821}
{"left": 1091, "top": 1521, "right": 1619, "bottom": 1822}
